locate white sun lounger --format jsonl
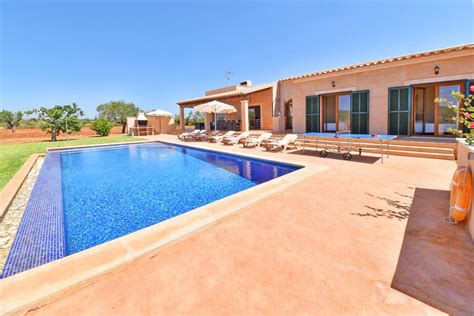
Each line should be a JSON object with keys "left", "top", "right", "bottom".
{"left": 208, "top": 131, "right": 235, "bottom": 143}
{"left": 265, "top": 134, "right": 298, "bottom": 152}
{"left": 189, "top": 130, "right": 207, "bottom": 141}
{"left": 242, "top": 132, "right": 272, "bottom": 148}
{"left": 198, "top": 130, "right": 220, "bottom": 141}
{"left": 223, "top": 132, "right": 250, "bottom": 145}
{"left": 178, "top": 129, "right": 200, "bottom": 140}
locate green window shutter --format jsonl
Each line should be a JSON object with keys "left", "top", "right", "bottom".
{"left": 388, "top": 87, "right": 411, "bottom": 135}
{"left": 306, "top": 96, "right": 312, "bottom": 132}
{"left": 305, "top": 95, "right": 320, "bottom": 132}
{"left": 351, "top": 91, "right": 369, "bottom": 134}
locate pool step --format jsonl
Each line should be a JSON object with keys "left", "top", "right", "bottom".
{"left": 292, "top": 137, "right": 457, "bottom": 160}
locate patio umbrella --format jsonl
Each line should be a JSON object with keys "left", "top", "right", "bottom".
{"left": 194, "top": 100, "right": 237, "bottom": 130}
{"left": 146, "top": 109, "right": 173, "bottom": 133}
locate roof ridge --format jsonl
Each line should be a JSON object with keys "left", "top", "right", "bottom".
{"left": 280, "top": 43, "right": 474, "bottom": 82}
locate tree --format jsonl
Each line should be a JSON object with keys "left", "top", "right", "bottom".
{"left": 0, "top": 110, "right": 23, "bottom": 132}
{"left": 96, "top": 100, "right": 139, "bottom": 133}
{"left": 38, "top": 103, "right": 84, "bottom": 141}
{"left": 23, "top": 109, "right": 37, "bottom": 128}
{"left": 185, "top": 110, "right": 194, "bottom": 126}
{"left": 174, "top": 114, "right": 180, "bottom": 126}
{"left": 90, "top": 117, "right": 113, "bottom": 136}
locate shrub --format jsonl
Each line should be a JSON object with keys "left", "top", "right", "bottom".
{"left": 90, "top": 117, "right": 113, "bottom": 136}
{"left": 436, "top": 91, "right": 474, "bottom": 145}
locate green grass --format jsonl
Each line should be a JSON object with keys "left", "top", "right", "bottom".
{"left": 0, "top": 135, "right": 143, "bottom": 191}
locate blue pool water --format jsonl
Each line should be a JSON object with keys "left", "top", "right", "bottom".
{"left": 61, "top": 143, "right": 300, "bottom": 254}
{"left": 302, "top": 132, "right": 397, "bottom": 140}
{"left": 1, "top": 142, "right": 300, "bottom": 277}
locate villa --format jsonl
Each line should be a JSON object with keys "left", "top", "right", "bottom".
{"left": 178, "top": 44, "right": 474, "bottom": 136}
{"left": 0, "top": 44, "right": 473, "bottom": 315}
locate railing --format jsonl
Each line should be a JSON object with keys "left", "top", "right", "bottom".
{"left": 211, "top": 120, "right": 241, "bottom": 131}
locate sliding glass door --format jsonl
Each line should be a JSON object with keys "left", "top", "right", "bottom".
{"left": 438, "top": 84, "right": 460, "bottom": 135}
{"left": 338, "top": 95, "right": 351, "bottom": 132}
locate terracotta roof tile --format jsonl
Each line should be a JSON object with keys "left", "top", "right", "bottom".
{"left": 280, "top": 43, "right": 474, "bottom": 82}
{"left": 178, "top": 82, "right": 275, "bottom": 105}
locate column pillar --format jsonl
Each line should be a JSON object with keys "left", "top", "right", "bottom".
{"left": 240, "top": 100, "right": 249, "bottom": 132}
{"left": 205, "top": 113, "right": 211, "bottom": 130}
{"left": 179, "top": 106, "right": 185, "bottom": 130}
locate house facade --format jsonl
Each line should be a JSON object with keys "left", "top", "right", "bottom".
{"left": 276, "top": 43, "right": 474, "bottom": 136}
{"left": 178, "top": 44, "right": 474, "bottom": 136}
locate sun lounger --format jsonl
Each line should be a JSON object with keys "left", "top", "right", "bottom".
{"left": 178, "top": 129, "right": 200, "bottom": 140}
{"left": 222, "top": 132, "right": 250, "bottom": 145}
{"left": 264, "top": 134, "right": 298, "bottom": 152}
{"left": 242, "top": 132, "right": 272, "bottom": 148}
{"left": 208, "top": 131, "right": 235, "bottom": 143}
{"left": 189, "top": 130, "right": 207, "bottom": 141}
{"left": 198, "top": 130, "right": 220, "bottom": 141}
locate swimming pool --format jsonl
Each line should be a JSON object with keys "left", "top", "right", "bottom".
{"left": 2, "top": 142, "right": 301, "bottom": 277}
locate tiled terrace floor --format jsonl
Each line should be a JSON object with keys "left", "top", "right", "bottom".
{"left": 27, "top": 134, "right": 473, "bottom": 315}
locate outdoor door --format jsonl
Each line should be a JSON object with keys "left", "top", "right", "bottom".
{"left": 285, "top": 100, "right": 293, "bottom": 130}
{"left": 437, "top": 84, "right": 461, "bottom": 135}
{"left": 248, "top": 106, "right": 261, "bottom": 129}
{"left": 322, "top": 95, "right": 337, "bottom": 132}
{"left": 306, "top": 95, "right": 320, "bottom": 132}
{"left": 413, "top": 87, "right": 435, "bottom": 135}
{"left": 351, "top": 91, "right": 369, "bottom": 134}
{"left": 388, "top": 87, "right": 410, "bottom": 135}
{"left": 410, "top": 82, "right": 462, "bottom": 136}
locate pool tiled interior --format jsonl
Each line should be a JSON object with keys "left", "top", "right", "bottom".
{"left": 1, "top": 153, "right": 65, "bottom": 278}
{"left": 0, "top": 157, "right": 44, "bottom": 271}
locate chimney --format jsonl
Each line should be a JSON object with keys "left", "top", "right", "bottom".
{"left": 240, "top": 80, "right": 252, "bottom": 87}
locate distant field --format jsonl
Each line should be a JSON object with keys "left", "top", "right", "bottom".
{"left": 0, "top": 135, "right": 143, "bottom": 191}
{"left": 0, "top": 126, "right": 124, "bottom": 144}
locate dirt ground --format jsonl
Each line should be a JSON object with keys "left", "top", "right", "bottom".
{"left": 0, "top": 127, "right": 124, "bottom": 144}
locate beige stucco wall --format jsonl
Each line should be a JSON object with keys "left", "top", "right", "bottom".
{"left": 456, "top": 140, "right": 474, "bottom": 241}
{"left": 147, "top": 116, "right": 175, "bottom": 134}
{"left": 178, "top": 87, "right": 274, "bottom": 131}
{"left": 277, "top": 51, "right": 474, "bottom": 134}
{"left": 127, "top": 116, "right": 175, "bottom": 134}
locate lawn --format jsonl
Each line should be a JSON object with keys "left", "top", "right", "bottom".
{"left": 0, "top": 135, "right": 143, "bottom": 190}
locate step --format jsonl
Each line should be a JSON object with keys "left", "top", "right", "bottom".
{"left": 296, "top": 141, "right": 455, "bottom": 155}
{"left": 364, "top": 148, "right": 455, "bottom": 160}
{"left": 294, "top": 141, "right": 455, "bottom": 160}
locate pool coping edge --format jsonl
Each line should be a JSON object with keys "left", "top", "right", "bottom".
{"left": 0, "top": 141, "right": 328, "bottom": 315}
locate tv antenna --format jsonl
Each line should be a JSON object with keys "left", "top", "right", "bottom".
{"left": 225, "top": 69, "right": 234, "bottom": 81}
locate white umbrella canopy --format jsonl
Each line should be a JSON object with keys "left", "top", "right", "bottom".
{"left": 146, "top": 109, "right": 173, "bottom": 117}
{"left": 194, "top": 100, "right": 237, "bottom": 114}
{"left": 194, "top": 100, "right": 236, "bottom": 130}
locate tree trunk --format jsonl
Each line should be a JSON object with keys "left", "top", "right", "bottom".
{"left": 11, "top": 125, "right": 16, "bottom": 133}
{"left": 51, "top": 129, "right": 57, "bottom": 141}
{"left": 122, "top": 123, "right": 126, "bottom": 134}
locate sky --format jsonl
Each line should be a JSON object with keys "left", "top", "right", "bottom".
{"left": 1, "top": 0, "right": 473, "bottom": 118}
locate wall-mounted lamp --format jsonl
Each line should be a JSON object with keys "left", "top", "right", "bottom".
{"left": 434, "top": 65, "right": 440, "bottom": 75}
{"left": 331, "top": 81, "right": 336, "bottom": 88}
